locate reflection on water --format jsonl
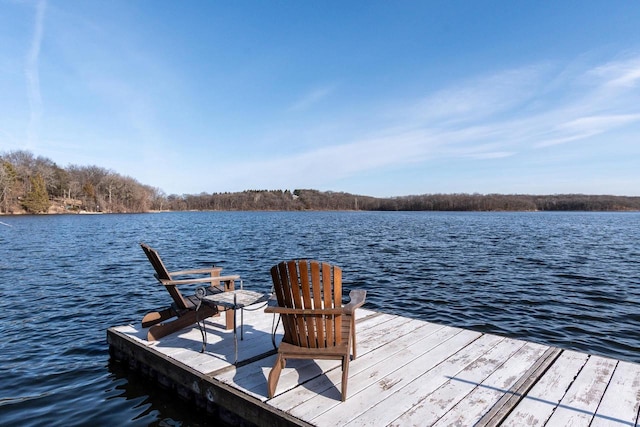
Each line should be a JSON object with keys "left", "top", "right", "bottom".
{"left": 0, "top": 211, "right": 639, "bottom": 426}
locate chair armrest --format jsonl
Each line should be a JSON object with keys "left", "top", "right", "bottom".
{"left": 265, "top": 306, "right": 346, "bottom": 316}
{"left": 265, "top": 290, "right": 366, "bottom": 316}
{"left": 343, "top": 290, "right": 366, "bottom": 314}
{"left": 160, "top": 274, "right": 240, "bottom": 286}
{"left": 169, "top": 267, "right": 223, "bottom": 276}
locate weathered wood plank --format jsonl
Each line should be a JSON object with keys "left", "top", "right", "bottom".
{"left": 500, "top": 349, "right": 588, "bottom": 426}
{"left": 427, "top": 341, "right": 550, "bottom": 426}
{"left": 545, "top": 354, "right": 617, "bottom": 425}
{"left": 591, "top": 360, "right": 640, "bottom": 427}
{"left": 476, "top": 346, "right": 563, "bottom": 427}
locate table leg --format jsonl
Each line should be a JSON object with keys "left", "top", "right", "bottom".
{"left": 225, "top": 279, "right": 235, "bottom": 330}
{"left": 233, "top": 298, "right": 238, "bottom": 365}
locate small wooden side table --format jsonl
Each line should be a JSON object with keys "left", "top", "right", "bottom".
{"left": 202, "top": 289, "right": 270, "bottom": 364}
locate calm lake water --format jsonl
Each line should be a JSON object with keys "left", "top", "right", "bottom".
{"left": 1, "top": 211, "right": 639, "bottom": 426}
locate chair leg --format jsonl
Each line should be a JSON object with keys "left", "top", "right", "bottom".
{"left": 268, "top": 353, "right": 285, "bottom": 398}
{"left": 341, "top": 355, "right": 350, "bottom": 402}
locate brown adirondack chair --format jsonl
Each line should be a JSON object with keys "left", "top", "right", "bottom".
{"left": 140, "top": 242, "right": 239, "bottom": 341}
{"left": 265, "top": 259, "right": 366, "bottom": 401}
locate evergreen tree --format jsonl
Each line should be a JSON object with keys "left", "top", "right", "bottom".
{"left": 22, "top": 174, "right": 50, "bottom": 213}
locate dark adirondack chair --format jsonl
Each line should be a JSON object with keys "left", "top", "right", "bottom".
{"left": 140, "top": 242, "right": 239, "bottom": 341}
{"left": 265, "top": 259, "right": 366, "bottom": 401}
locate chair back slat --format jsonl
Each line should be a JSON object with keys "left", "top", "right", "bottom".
{"left": 297, "top": 260, "right": 315, "bottom": 347}
{"left": 271, "top": 259, "right": 343, "bottom": 349}
{"left": 287, "top": 260, "right": 309, "bottom": 347}
{"left": 140, "top": 243, "right": 189, "bottom": 310}
{"left": 310, "top": 261, "right": 324, "bottom": 347}
{"left": 332, "top": 264, "right": 342, "bottom": 345}
{"left": 271, "top": 262, "right": 296, "bottom": 344}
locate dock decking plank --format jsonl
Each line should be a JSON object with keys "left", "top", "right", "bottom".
{"left": 591, "top": 360, "right": 640, "bottom": 427}
{"left": 429, "top": 342, "right": 550, "bottom": 427}
{"left": 475, "top": 346, "right": 563, "bottom": 427}
{"left": 500, "top": 349, "right": 589, "bottom": 426}
{"left": 545, "top": 355, "right": 617, "bottom": 425}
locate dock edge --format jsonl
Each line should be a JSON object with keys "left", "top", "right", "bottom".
{"left": 106, "top": 327, "right": 312, "bottom": 427}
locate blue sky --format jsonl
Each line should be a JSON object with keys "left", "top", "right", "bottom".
{"left": 1, "top": 1, "right": 639, "bottom": 197}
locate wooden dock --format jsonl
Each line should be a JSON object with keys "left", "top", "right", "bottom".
{"left": 107, "top": 307, "right": 640, "bottom": 426}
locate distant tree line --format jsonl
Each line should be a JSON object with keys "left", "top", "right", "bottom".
{"left": 2, "top": 150, "right": 639, "bottom": 214}
{"left": 370, "top": 193, "right": 640, "bottom": 211}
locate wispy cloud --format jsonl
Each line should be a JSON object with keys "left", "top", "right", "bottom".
{"left": 413, "top": 66, "right": 548, "bottom": 125}
{"left": 590, "top": 55, "right": 640, "bottom": 88}
{"left": 26, "top": 0, "right": 46, "bottom": 147}
{"left": 288, "top": 85, "right": 335, "bottom": 112}
{"left": 537, "top": 113, "right": 640, "bottom": 147}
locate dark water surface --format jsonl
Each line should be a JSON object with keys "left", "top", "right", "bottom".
{"left": 1, "top": 211, "right": 639, "bottom": 426}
